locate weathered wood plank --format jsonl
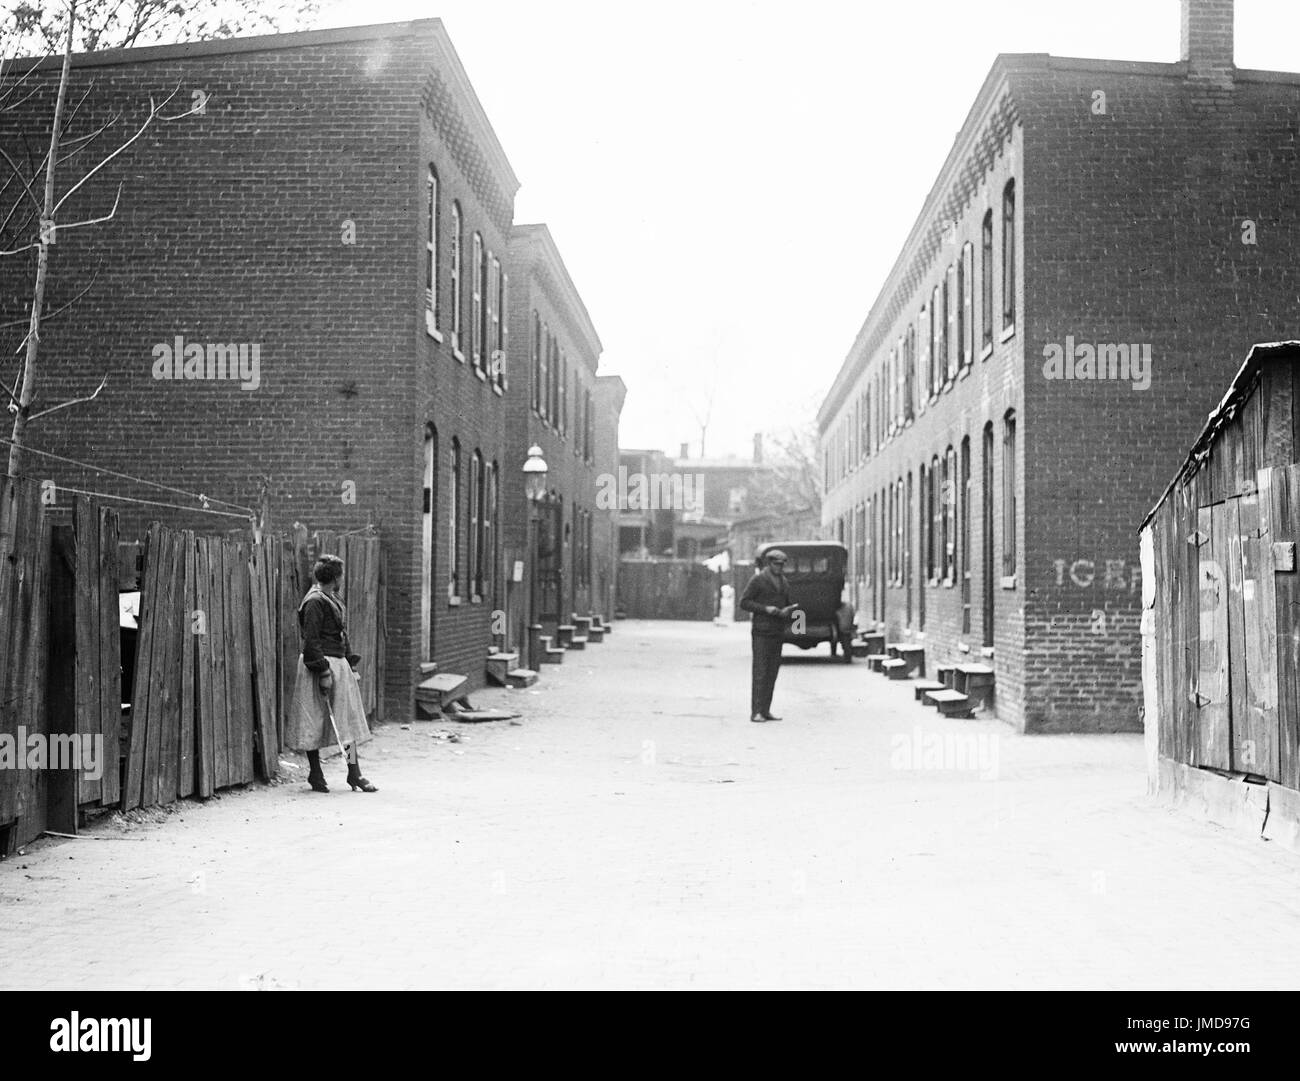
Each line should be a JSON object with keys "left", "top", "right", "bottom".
{"left": 178, "top": 531, "right": 197, "bottom": 799}
{"left": 208, "top": 536, "right": 231, "bottom": 791}
{"left": 123, "top": 524, "right": 162, "bottom": 811}
{"left": 1221, "top": 498, "right": 1248, "bottom": 773}
{"left": 98, "top": 507, "right": 122, "bottom": 807}
{"left": 13, "top": 482, "right": 49, "bottom": 844}
{"left": 150, "top": 529, "right": 183, "bottom": 806}
{"left": 1239, "top": 487, "right": 1280, "bottom": 780}
{"left": 1270, "top": 465, "right": 1300, "bottom": 790}
{"left": 46, "top": 525, "right": 78, "bottom": 833}
{"left": 1197, "top": 504, "right": 1230, "bottom": 768}
{"left": 194, "top": 535, "right": 216, "bottom": 798}
{"left": 225, "top": 540, "right": 255, "bottom": 787}
{"left": 248, "top": 541, "right": 278, "bottom": 779}
{"left": 73, "top": 494, "right": 101, "bottom": 806}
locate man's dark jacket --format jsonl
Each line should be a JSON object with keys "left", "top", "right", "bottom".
{"left": 740, "top": 568, "right": 791, "bottom": 637}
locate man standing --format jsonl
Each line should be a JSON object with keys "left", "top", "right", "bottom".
{"left": 740, "top": 549, "right": 798, "bottom": 722}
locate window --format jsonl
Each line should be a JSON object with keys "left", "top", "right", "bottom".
{"left": 1002, "top": 411, "right": 1016, "bottom": 578}
{"left": 951, "top": 263, "right": 961, "bottom": 381}
{"left": 496, "top": 269, "right": 508, "bottom": 388}
{"left": 940, "top": 269, "right": 952, "bottom": 383}
{"left": 425, "top": 166, "right": 439, "bottom": 325}
{"left": 905, "top": 325, "right": 916, "bottom": 413}
{"left": 481, "top": 246, "right": 493, "bottom": 375}
{"left": 471, "top": 232, "right": 484, "bottom": 369}
{"left": 895, "top": 479, "right": 905, "bottom": 584}
{"left": 943, "top": 445, "right": 957, "bottom": 583}
{"left": 929, "top": 454, "right": 940, "bottom": 582}
{"left": 559, "top": 351, "right": 568, "bottom": 436}
{"left": 531, "top": 312, "right": 541, "bottom": 413}
{"left": 450, "top": 203, "right": 463, "bottom": 354}
{"left": 921, "top": 463, "right": 931, "bottom": 585}
{"left": 469, "top": 451, "right": 482, "bottom": 598}
{"left": 1002, "top": 180, "right": 1016, "bottom": 331}
{"left": 864, "top": 388, "right": 871, "bottom": 457}
{"left": 960, "top": 436, "right": 971, "bottom": 632}
{"left": 486, "top": 461, "right": 498, "bottom": 598}
{"left": 549, "top": 336, "right": 559, "bottom": 423}
{"left": 960, "top": 241, "right": 974, "bottom": 368}
{"left": 539, "top": 325, "right": 550, "bottom": 421}
{"left": 929, "top": 287, "right": 941, "bottom": 396}
{"left": 449, "top": 439, "right": 461, "bottom": 598}
{"left": 902, "top": 336, "right": 913, "bottom": 422}
{"left": 981, "top": 210, "right": 993, "bottom": 352}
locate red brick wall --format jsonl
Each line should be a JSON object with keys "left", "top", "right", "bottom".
{"left": 0, "top": 24, "right": 515, "bottom": 719}
{"left": 1018, "top": 60, "right": 1300, "bottom": 731}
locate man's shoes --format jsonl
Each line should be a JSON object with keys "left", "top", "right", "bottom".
{"left": 750, "top": 713, "right": 766, "bottom": 722}
{"left": 760, "top": 713, "right": 782, "bottom": 721}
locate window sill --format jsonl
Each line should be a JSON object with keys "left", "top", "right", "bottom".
{"left": 956, "top": 641, "right": 971, "bottom": 653}
{"left": 943, "top": 577, "right": 954, "bottom": 588}
{"left": 1000, "top": 324, "right": 1016, "bottom": 343}
{"left": 1000, "top": 575, "right": 1016, "bottom": 590}
{"left": 424, "top": 311, "right": 443, "bottom": 342}
{"left": 959, "top": 363, "right": 973, "bottom": 381}
{"left": 470, "top": 595, "right": 482, "bottom": 605}
{"left": 492, "top": 383, "right": 504, "bottom": 397}
{"left": 448, "top": 594, "right": 462, "bottom": 606}
{"left": 980, "top": 646, "right": 995, "bottom": 658}
{"left": 980, "top": 343, "right": 993, "bottom": 361}
{"left": 474, "top": 367, "right": 487, "bottom": 382}
{"left": 453, "top": 349, "right": 466, "bottom": 364}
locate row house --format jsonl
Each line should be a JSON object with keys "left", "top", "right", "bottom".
{"left": 502, "top": 224, "right": 624, "bottom": 666}
{"left": 0, "top": 19, "right": 619, "bottom": 718}
{"left": 818, "top": 0, "right": 1300, "bottom": 732}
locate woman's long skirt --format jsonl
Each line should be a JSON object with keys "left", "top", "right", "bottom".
{"left": 284, "top": 655, "right": 371, "bottom": 752}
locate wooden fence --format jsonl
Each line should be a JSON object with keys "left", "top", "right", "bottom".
{"left": 616, "top": 559, "right": 719, "bottom": 620}
{"left": 0, "top": 495, "right": 386, "bottom": 849}
{"left": 0, "top": 478, "right": 52, "bottom": 850}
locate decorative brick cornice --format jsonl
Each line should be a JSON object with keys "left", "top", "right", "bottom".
{"left": 818, "top": 64, "right": 1021, "bottom": 428}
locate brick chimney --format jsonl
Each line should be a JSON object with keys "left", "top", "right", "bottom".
{"left": 1180, "top": 0, "right": 1234, "bottom": 90}
{"left": 752, "top": 433, "right": 763, "bottom": 465}
{"left": 679, "top": 441, "right": 690, "bottom": 459}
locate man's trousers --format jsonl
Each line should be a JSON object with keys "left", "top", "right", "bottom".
{"left": 750, "top": 633, "right": 784, "bottom": 716}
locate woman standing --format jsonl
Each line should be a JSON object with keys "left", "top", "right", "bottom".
{"left": 285, "top": 554, "right": 378, "bottom": 792}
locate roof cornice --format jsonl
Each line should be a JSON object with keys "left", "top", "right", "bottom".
{"left": 511, "top": 223, "right": 603, "bottom": 364}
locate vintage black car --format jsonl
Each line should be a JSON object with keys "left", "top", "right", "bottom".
{"left": 755, "top": 541, "right": 856, "bottom": 662}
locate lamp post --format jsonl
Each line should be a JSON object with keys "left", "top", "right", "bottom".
{"left": 523, "top": 445, "right": 548, "bottom": 669}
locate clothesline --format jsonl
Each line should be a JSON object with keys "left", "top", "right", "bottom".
{"left": 0, "top": 436, "right": 257, "bottom": 514}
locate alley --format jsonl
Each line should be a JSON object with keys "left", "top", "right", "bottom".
{"left": 2, "top": 620, "right": 1299, "bottom": 991}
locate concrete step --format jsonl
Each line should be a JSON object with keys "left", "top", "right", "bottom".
{"left": 860, "top": 631, "right": 886, "bottom": 654}
{"left": 419, "top": 661, "right": 438, "bottom": 676}
{"left": 913, "top": 679, "right": 947, "bottom": 702}
{"left": 935, "top": 664, "right": 956, "bottom": 688}
{"left": 506, "top": 668, "right": 538, "bottom": 688}
{"left": 866, "top": 653, "right": 889, "bottom": 672}
{"left": 567, "top": 636, "right": 588, "bottom": 651}
{"left": 925, "top": 688, "right": 974, "bottom": 718}
{"left": 881, "top": 658, "right": 910, "bottom": 679}
{"left": 573, "top": 615, "right": 594, "bottom": 633}
{"left": 541, "top": 648, "right": 566, "bottom": 664}
{"left": 556, "top": 624, "right": 577, "bottom": 647}
{"left": 954, "top": 663, "right": 995, "bottom": 707}
{"left": 849, "top": 638, "right": 871, "bottom": 657}
{"left": 415, "top": 672, "right": 469, "bottom": 715}
{"left": 485, "top": 651, "right": 519, "bottom": 686}
{"left": 586, "top": 626, "right": 605, "bottom": 643}
{"left": 893, "top": 645, "right": 925, "bottom": 676}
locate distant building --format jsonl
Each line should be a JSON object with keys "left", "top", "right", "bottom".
{"left": 817, "top": 0, "right": 1300, "bottom": 732}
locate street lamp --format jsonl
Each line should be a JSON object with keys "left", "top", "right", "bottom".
{"left": 523, "top": 445, "right": 549, "bottom": 668}
{"left": 524, "top": 444, "right": 548, "bottom": 503}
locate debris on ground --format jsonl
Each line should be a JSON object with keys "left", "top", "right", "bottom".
{"left": 430, "top": 729, "right": 462, "bottom": 743}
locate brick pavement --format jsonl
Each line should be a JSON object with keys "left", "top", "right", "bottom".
{"left": 2, "top": 620, "right": 1300, "bottom": 990}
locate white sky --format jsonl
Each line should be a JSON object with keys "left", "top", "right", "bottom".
{"left": 315, "top": 0, "right": 1300, "bottom": 459}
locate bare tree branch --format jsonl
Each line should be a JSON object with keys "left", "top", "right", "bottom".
{"left": 27, "top": 371, "right": 106, "bottom": 420}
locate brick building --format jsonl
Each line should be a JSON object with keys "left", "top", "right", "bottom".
{"left": 817, "top": 0, "right": 1300, "bottom": 732}
{"left": 0, "top": 20, "right": 525, "bottom": 718}
{"left": 502, "top": 223, "right": 621, "bottom": 664}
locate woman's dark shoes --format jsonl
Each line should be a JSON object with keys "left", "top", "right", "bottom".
{"left": 346, "top": 763, "right": 378, "bottom": 792}
{"left": 306, "top": 750, "right": 329, "bottom": 792}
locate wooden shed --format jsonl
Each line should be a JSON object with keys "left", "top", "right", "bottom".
{"left": 1140, "top": 341, "right": 1300, "bottom": 846}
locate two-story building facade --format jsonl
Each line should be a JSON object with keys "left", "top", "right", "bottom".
{"left": 819, "top": 0, "right": 1300, "bottom": 732}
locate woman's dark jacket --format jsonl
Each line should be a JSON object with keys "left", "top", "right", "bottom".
{"left": 298, "top": 587, "right": 360, "bottom": 673}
